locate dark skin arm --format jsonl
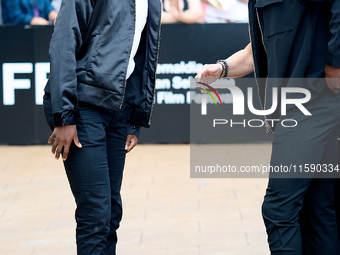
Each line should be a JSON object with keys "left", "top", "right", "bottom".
{"left": 325, "top": 65, "right": 340, "bottom": 93}
{"left": 48, "top": 125, "right": 82, "bottom": 161}
{"left": 125, "top": 134, "right": 138, "bottom": 153}
{"left": 48, "top": 125, "right": 138, "bottom": 161}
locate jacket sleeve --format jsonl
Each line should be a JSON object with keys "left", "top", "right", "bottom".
{"left": 127, "top": 124, "right": 141, "bottom": 139}
{"left": 49, "top": 0, "right": 93, "bottom": 126}
{"left": 5, "top": 0, "right": 34, "bottom": 25}
{"left": 326, "top": 0, "right": 340, "bottom": 67}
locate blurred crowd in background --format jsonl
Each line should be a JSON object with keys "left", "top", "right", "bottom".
{"left": 0, "top": 0, "right": 248, "bottom": 26}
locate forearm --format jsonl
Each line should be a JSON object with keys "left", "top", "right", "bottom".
{"left": 225, "top": 43, "right": 254, "bottom": 78}
{"left": 177, "top": 10, "right": 204, "bottom": 24}
{"left": 196, "top": 43, "right": 254, "bottom": 82}
{"left": 49, "top": 0, "right": 86, "bottom": 124}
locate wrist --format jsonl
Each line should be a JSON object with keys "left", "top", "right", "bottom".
{"left": 216, "top": 62, "right": 224, "bottom": 77}
{"left": 216, "top": 59, "right": 229, "bottom": 78}
{"left": 53, "top": 111, "right": 75, "bottom": 127}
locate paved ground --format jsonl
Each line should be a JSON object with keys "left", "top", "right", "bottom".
{"left": 0, "top": 144, "right": 272, "bottom": 255}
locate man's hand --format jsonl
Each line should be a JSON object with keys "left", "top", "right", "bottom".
{"left": 48, "top": 125, "right": 82, "bottom": 161}
{"left": 325, "top": 65, "right": 340, "bottom": 93}
{"left": 125, "top": 134, "right": 138, "bottom": 153}
{"left": 195, "top": 63, "right": 223, "bottom": 85}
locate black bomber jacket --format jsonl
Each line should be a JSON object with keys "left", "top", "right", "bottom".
{"left": 248, "top": 0, "right": 340, "bottom": 133}
{"left": 45, "top": 0, "right": 161, "bottom": 136}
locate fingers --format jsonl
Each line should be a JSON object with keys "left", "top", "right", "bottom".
{"left": 126, "top": 139, "right": 138, "bottom": 152}
{"left": 54, "top": 137, "right": 81, "bottom": 161}
{"left": 54, "top": 140, "right": 65, "bottom": 160}
{"left": 195, "top": 80, "right": 206, "bottom": 93}
{"left": 125, "top": 134, "right": 138, "bottom": 153}
{"left": 195, "top": 64, "right": 222, "bottom": 88}
{"left": 325, "top": 66, "right": 340, "bottom": 93}
{"left": 51, "top": 139, "right": 58, "bottom": 155}
{"left": 73, "top": 133, "right": 82, "bottom": 148}
{"left": 49, "top": 132, "right": 58, "bottom": 155}
{"left": 326, "top": 79, "right": 340, "bottom": 94}
{"left": 48, "top": 125, "right": 81, "bottom": 161}
{"left": 48, "top": 132, "right": 55, "bottom": 144}
{"left": 125, "top": 135, "right": 132, "bottom": 151}
{"left": 62, "top": 142, "right": 71, "bottom": 161}
{"left": 330, "top": 86, "right": 340, "bottom": 94}
{"left": 48, "top": 130, "right": 63, "bottom": 159}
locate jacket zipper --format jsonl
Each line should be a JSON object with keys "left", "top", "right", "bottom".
{"left": 120, "top": 0, "right": 136, "bottom": 110}
{"left": 148, "top": 9, "right": 162, "bottom": 126}
{"left": 255, "top": 8, "right": 273, "bottom": 134}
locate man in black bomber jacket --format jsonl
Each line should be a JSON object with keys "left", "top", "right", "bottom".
{"left": 43, "top": 0, "right": 161, "bottom": 254}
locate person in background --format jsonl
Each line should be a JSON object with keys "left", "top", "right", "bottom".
{"left": 224, "top": 0, "right": 248, "bottom": 23}
{"left": 0, "top": 0, "right": 3, "bottom": 25}
{"left": 161, "top": 0, "right": 204, "bottom": 24}
{"left": 201, "top": 0, "right": 228, "bottom": 23}
{"left": 1, "top": 0, "right": 57, "bottom": 25}
{"left": 50, "top": 0, "right": 61, "bottom": 13}
{"left": 202, "top": 0, "right": 248, "bottom": 23}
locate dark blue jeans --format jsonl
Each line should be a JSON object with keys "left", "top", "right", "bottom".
{"left": 299, "top": 131, "right": 339, "bottom": 255}
{"left": 262, "top": 86, "right": 340, "bottom": 255}
{"left": 63, "top": 102, "right": 127, "bottom": 255}
{"left": 336, "top": 140, "right": 340, "bottom": 241}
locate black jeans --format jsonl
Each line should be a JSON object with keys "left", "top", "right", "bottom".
{"left": 262, "top": 86, "right": 340, "bottom": 255}
{"left": 44, "top": 94, "right": 128, "bottom": 255}
{"left": 336, "top": 139, "right": 340, "bottom": 241}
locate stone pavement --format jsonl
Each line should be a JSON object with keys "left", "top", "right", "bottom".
{"left": 0, "top": 144, "right": 272, "bottom": 255}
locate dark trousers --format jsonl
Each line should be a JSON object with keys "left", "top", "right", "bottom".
{"left": 262, "top": 86, "right": 340, "bottom": 255}
{"left": 300, "top": 133, "right": 339, "bottom": 255}
{"left": 336, "top": 138, "right": 340, "bottom": 240}
{"left": 63, "top": 102, "right": 127, "bottom": 255}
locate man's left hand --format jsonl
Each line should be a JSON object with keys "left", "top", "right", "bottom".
{"left": 325, "top": 65, "right": 340, "bottom": 93}
{"left": 125, "top": 134, "right": 138, "bottom": 153}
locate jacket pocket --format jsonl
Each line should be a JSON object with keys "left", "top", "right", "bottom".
{"left": 255, "top": 0, "right": 293, "bottom": 38}
{"left": 85, "top": 33, "right": 101, "bottom": 71}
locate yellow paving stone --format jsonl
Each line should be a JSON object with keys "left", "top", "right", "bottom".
{"left": 0, "top": 144, "right": 270, "bottom": 254}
